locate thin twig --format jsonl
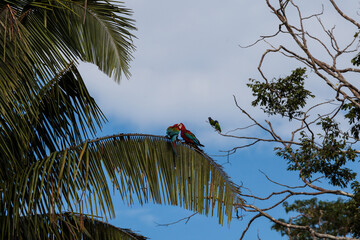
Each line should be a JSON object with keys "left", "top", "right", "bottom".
{"left": 225, "top": 124, "right": 257, "bottom": 134}
{"left": 155, "top": 212, "right": 198, "bottom": 227}
{"left": 259, "top": 170, "right": 307, "bottom": 189}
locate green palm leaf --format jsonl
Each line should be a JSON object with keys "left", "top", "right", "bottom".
{"left": 0, "top": 1, "right": 242, "bottom": 239}
{"left": 1, "top": 134, "right": 242, "bottom": 238}
{"left": 0, "top": 63, "right": 105, "bottom": 180}
{"left": 0, "top": 1, "right": 135, "bottom": 165}
{"left": 0, "top": 1, "right": 135, "bottom": 125}
{"left": 0, "top": 212, "right": 147, "bottom": 240}
{"left": 11, "top": 0, "right": 136, "bottom": 81}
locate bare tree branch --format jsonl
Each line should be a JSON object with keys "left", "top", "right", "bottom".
{"left": 239, "top": 213, "right": 262, "bottom": 240}
{"left": 225, "top": 124, "right": 257, "bottom": 135}
{"left": 329, "top": 0, "right": 360, "bottom": 29}
{"left": 242, "top": 204, "right": 358, "bottom": 240}
{"left": 258, "top": 170, "right": 307, "bottom": 189}
{"left": 235, "top": 2, "right": 359, "bottom": 239}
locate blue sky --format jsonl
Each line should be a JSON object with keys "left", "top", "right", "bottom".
{"left": 78, "top": 1, "right": 358, "bottom": 239}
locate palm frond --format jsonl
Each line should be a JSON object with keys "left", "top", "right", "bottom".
{"left": 1, "top": 134, "right": 243, "bottom": 238}
{"left": 0, "top": 63, "right": 105, "bottom": 180}
{"left": 70, "top": 0, "right": 136, "bottom": 80}
{"left": 0, "top": 1, "right": 135, "bottom": 117}
{"left": 29, "top": 62, "right": 106, "bottom": 160}
{"left": 0, "top": 212, "right": 148, "bottom": 240}
{"left": 0, "top": 1, "right": 134, "bottom": 168}
{"left": 17, "top": 0, "right": 136, "bottom": 82}
{"left": 0, "top": 4, "right": 45, "bottom": 176}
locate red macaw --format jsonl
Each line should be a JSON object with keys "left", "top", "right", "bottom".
{"left": 178, "top": 123, "right": 204, "bottom": 147}
{"left": 166, "top": 123, "right": 180, "bottom": 154}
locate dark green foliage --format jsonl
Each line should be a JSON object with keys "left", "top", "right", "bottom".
{"left": 247, "top": 68, "right": 314, "bottom": 120}
{"left": 0, "top": 213, "right": 148, "bottom": 240}
{"left": 342, "top": 100, "right": 360, "bottom": 139}
{"left": 247, "top": 67, "right": 359, "bottom": 237}
{"left": 351, "top": 31, "right": 360, "bottom": 65}
{"left": 271, "top": 197, "right": 360, "bottom": 239}
{"left": 243, "top": 3, "right": 360, "bottom": 238}
{"left": 351, "top": 54, "right": 360, "bottom": 66}
{"left": 349, "top": 181, "right": 360, "bottom": 236}
{"left": 351, "top": 31, "right": 360, "bottom": 66}
{"left": 276, "top": 117, "right": 357, "bottom": 188}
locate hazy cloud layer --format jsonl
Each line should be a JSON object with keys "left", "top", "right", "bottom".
{"left": 79, "top": 0, "right": 272, "bottom": 135}
{"left": 80, "top": 1, "right": 357, "bottom": 141}
{"left": 78, "top": 1, "right": 359, "bottom": 239}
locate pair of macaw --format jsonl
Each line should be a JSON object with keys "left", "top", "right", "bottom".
{"left": 166, "top": 123, "right": 204, "bottom": 154}
{"left": 166, "top": 117, "right": 221, "bottom": 154}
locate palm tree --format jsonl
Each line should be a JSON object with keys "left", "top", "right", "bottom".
{"left": 0, "top": 1, "right": 242, "bottom": 239}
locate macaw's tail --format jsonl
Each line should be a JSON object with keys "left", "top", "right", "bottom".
{"left": 170, "top": 137, "right": 177, "bottom": 155}
{"left": 193, "top": 138, "right": 204, "bottom": 147}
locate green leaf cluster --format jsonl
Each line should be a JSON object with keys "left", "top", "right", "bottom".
{"left": 276, "top": 117, "right": 356, "bottom": 188}
{"left": 342, "top": 100, "right": 360, "bottom": 139}
{"left": 247, "top": 68, "right": 314, "bottom": 120}
{"left": 271, "top": 197, "right": 360, "bottom": 239}
{"left": 350, "top": 31, "right": 360, "bottom": 65}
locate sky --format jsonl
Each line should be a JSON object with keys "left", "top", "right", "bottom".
{"left": 78, "top": 1, "right": 359, "bottom": 239}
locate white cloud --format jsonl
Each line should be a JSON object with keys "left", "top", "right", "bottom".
{"left": 78, "top": 0, "right": 272, "bottom": 134}
{"left": 116, "top": 208, "right": 158, "bottom": 227}
{"left": 77, "top": 1, "right": 359, "bottom": 238}
{"left": 79, "top": 1, "right": 357, "bottom": 150}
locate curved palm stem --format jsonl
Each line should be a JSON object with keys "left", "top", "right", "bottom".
{"left": 1, "top": 134, "right": 243, "bottom": 238}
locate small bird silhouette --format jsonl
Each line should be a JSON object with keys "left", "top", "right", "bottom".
{"left": 208, "top": 117, "right": 221, "bottom": 133}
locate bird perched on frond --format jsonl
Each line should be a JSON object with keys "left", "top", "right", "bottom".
{"left": 178, "top": 123, "right": 204, "bottom": 148}
{"left": 166, "top": 123, "right": 180, "bottom": 154}
{"left": 208, "top": 117, "right": 221, "bottom": 133}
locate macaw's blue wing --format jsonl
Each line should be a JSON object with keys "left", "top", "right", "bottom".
{"left": 183, "top": 130, "right": 204, "bottom": 147}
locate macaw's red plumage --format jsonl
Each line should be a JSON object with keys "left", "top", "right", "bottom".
{"left": 178, "top": 123, "right": 204, "bottom": 147}
{"left": 166, "top": 124, "right": 180, "bottom": 154}
{"left": 166, "top": 124, "right": 180, "bottom": 140}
